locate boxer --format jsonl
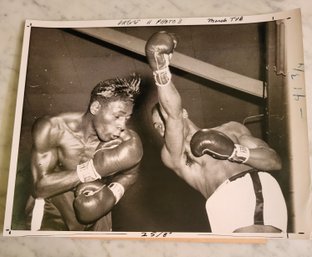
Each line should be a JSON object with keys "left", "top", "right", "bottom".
{"left": 26, "top": 74, "right": 143, "bottom": 231}
{"left": 146, "top": 31, "right": 287, "bottom": 234}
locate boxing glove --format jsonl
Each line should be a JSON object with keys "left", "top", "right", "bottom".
{"left": 145, "top": 31, "right": 177, "bottom": 86}
{"left": 190, "top": 129, "right": 250, "bottom": 163}
{"left": 76, "top": 159, "right": 101, "bottom": 183}
{"left": 73, "top": 180, "right": 125, "bottom": 224}
{"left": 76, "top": 139, "right": 122, "bottom": 183}
{"left": 77, "top": 132, "right": 143, "bottom": 183}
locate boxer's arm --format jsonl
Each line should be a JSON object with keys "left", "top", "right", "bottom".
{"left": 237, "top": 133, "right": 282, "bottom": 171}
{"left": 232, "top": 122, "right": 282, "bottom": 171}
{"left": 190, "top": 122, "right": 282, "bottom": 171}
{"left": 158, "top": 85, "right": 209, "bottom": 191}
{"left": 87, "top": 163, "right": 140, "bottom": 207}
{"left": 145, "top": 31, "right": 186, "bottom": 165}
{"left": 158, "top": 82, "right": 186, "bottom": 163}
{"left": 73, "top": 164, "right": 141, "bottom": 224}
{"left": 110, "top": 163, "right": 140, "bottom": 191}
{"left": 84, "top": 131, "right": 142, "bottom": 203}
{"left": 74, "top": 130, "right": 143, "bottom": 183}
{"left": 31, "top": 117, "right": 80, "bottom": 198}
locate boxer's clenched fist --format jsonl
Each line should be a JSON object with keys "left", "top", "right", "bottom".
{"left": 145, "top": 31, "right": 177, "bottom": 86}
{"left": 190, "top": 129, "right": 250, "bottom": 163}
{"left": 73, "top": 180, "right": 125, "bottom": 224}
{"left": 76, "top": 130, "right": 143, "bottom": 183}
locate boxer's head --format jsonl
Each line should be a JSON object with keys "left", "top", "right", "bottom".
{"left": 90, "top": 73, "right": 141, "bottom": 105}
{"left": 151, "top": 103, "right": 165, "bottom": 137}
{"left": 88, "top": 74, "right": 141, "bottom": 141}
{"left": 151, "top": 103, "right": 189, "bottom": 138}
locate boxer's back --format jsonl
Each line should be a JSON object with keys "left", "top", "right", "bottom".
{"left": 160, "top": 120, "right": 253, "bottom": 199}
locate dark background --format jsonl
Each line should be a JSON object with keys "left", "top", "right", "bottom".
{"left": 11, "top": 23, "right": 289, "bottom": 232}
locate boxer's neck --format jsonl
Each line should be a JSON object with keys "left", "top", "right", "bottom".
{"left": 79, "top": 112, "right": 99, "bottom": 143}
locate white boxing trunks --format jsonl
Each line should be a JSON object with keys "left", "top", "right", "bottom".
{"left": 205, "top": 170, "right": 287, "bottom": 234}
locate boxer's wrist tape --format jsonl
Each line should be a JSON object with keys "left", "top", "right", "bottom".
{"left": 153, "top": 67, "right": 172, "bottom": 87}
{"left": 77, "top": 159, "right": 101, "bottom": 183}
{"left": 228, "top": 144, "right": 250, "bottom": 163}
{"left": 108, "top": 182, "right": 125, "bottom": 204}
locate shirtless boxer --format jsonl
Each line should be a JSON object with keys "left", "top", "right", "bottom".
{"left": 146, "top": 31, "right": 287, "bottom": 234}
{"left": 26, "top": 74, "right": 143, "bottom": 231}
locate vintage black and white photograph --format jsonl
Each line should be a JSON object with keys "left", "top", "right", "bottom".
{"left": 3, "top": 9, "right": 311, "bottom": 239}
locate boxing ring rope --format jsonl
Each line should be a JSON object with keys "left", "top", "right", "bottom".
{"left": 73, "top": 27, "right": 266, "bottom": 98}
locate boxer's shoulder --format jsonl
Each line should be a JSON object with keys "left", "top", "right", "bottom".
{"left": 32, "top": 113, "right": 83, "bottom": 147}
{"left": 56, "top": 112, "right": 84, "bottom": 130}
{"left": 32, "top": 116, "right": 58, "bottom": 149}
{"left": 213, "top": 121, "right": 251, "bottom": 139}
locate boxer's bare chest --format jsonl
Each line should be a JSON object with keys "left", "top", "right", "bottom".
{"left": 55, "top": 123, "right": 100, "bottom": 169}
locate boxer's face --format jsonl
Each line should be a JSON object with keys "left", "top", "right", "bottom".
{"left": 91, "top": 99, "right": 133, "bottom": 142}
{"left": 151, "top": 106, "right": 188, "bottom": 138}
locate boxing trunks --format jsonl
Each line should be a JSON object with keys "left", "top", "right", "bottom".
{"left": 205, "top": 169, "right": 287, "bottom": 234}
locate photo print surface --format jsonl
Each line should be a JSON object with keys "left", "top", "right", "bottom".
{"left": 3, "top": 9, "right": 311, "bottom": 240}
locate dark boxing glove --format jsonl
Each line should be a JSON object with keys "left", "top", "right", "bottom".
{"left": 76, "top": 139, "right": 122, "bottom": 183}
{"left": 77, "top": 132, "right": 143, "bottom": 183}
{"left": 73, "top": 180, "right": 125, "bottom": 224}
{"left": 145, "top": 31, "right": 177, "bottom": 86}
{"left": 190, "top": 129, "right": 250, "bottom": 163}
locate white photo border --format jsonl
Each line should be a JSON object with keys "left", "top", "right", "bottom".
{"left": 3, "top": 9, "right": 311, "bottom": 240}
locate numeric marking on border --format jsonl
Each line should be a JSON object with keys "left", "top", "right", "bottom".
{"left": 141, "top": 232, "right": 172, "bottom": 238}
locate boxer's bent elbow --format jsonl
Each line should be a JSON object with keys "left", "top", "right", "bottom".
{"left": 271, "top": 155, "right": 282, "bottom": 171}
{"left": 263, "top": 154, "right": 282, "bottom": 171}
{"left": 32, "top": 183, "right": 47, "bottom": 199}
{"left": 32, "top": 179, "right": 53, "bottom": 199}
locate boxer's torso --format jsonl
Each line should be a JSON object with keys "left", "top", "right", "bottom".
{"left": 46, "top": 113, "right": 101, "bottom": 172}
{"left": 161, "top": 120, "right": 252, "bottom": 199}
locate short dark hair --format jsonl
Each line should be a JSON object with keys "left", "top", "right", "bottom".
{"left": 90, "top": 73, "right": 141, "bottom": 105}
